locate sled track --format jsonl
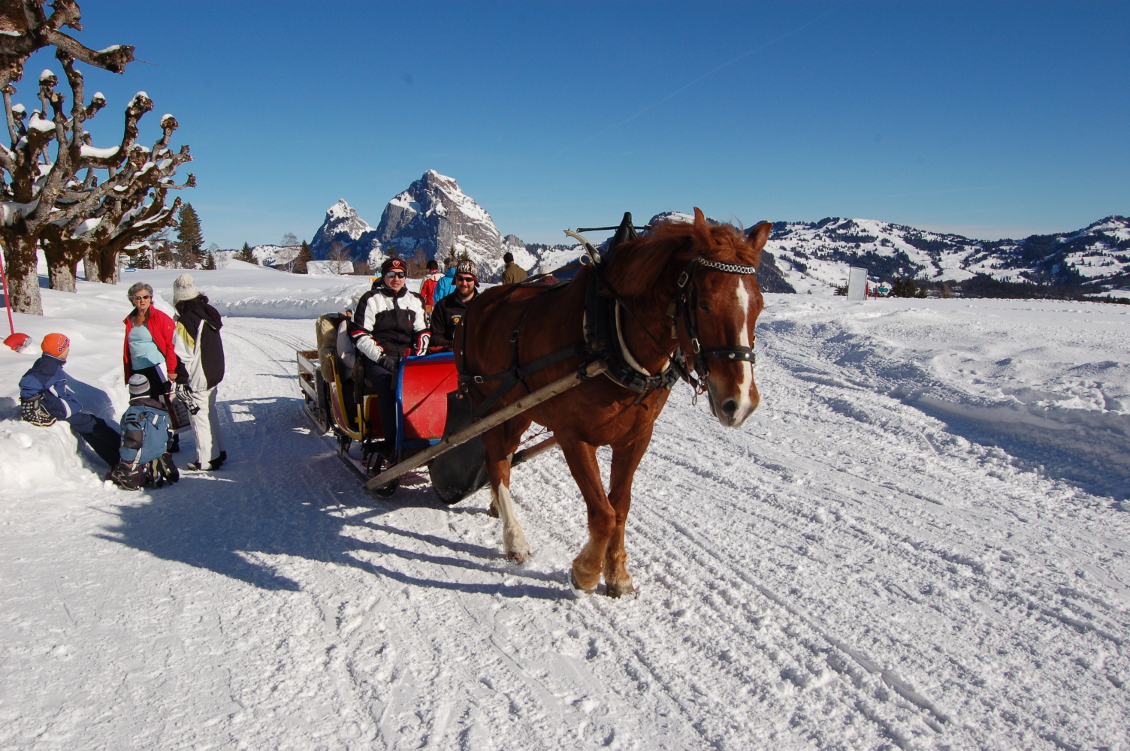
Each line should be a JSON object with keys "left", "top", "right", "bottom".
{"left": 213, "top": 317, "right": 1130, "bottom": 750}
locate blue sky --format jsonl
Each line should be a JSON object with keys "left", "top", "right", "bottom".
{"left": 21, "top": 1, "right": 1128, "bottom": 247}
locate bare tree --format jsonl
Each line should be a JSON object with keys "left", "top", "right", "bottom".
{"left": 0, "top": 0, "right": 140, "bottom": 313}
{"left": 327, "top": 241, "right": 352, "bottom": 274}
{"left": 40, "top": 108, "right": 193, "bottom": 287}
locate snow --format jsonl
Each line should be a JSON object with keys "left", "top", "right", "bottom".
{"left": 2, "top": 267, "right": 1130, "bottom": 749}
{"left": 79, "top": 143, "right": 120, "bottom": 160}
{"left": 73, "top": 216, "right": 101, "bottom": 236}
{"left": 28, "top": 112, "right": 55, "bottom": 133}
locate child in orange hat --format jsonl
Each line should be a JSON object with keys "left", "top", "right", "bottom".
{"left": 19, "top": 333, "right": 121, "bottom": 467}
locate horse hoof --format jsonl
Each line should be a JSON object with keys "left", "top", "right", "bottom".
{"left": 569, "top": 569, "right": 596, "bottom": 598}
{"left": 606, "top": 581, "right": 635, "bottom": 599}
{"left": 507, "top": 550, "right": 528, "bottom": 564}
{"left": 488, "top": 505, "right": 500, "bottom": 519}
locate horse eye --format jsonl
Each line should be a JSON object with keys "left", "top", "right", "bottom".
{"left": 698, "top": 301, "right": 710, "bottom": 312}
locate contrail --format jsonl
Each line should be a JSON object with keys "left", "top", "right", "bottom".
{"left": 561, "top": 2, "right": 851, "bottom": 153}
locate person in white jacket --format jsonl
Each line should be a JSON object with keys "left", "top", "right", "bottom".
{"left": 346, "top": 257, "right": 429, "bottom": 445}
{"left": 171, "top": 274, "right": 227, "bottom": 471}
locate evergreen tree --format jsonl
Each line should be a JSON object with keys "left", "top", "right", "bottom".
{"left": 294, "top": 240, "right": 312, "bottom": 274}
{"left": 236, "top": 242, "right": 257, "bottom": 264}
{"left": 202, "top": 250, "right": 216, "bottom": 270}
{"left": 177, "top": 203, "right": 204, "bottom": 268}
{"left": 129, "top": 248, "right": 152, "bottom": 269}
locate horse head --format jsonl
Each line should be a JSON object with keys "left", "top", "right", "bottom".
{"left": 685, "top": 209, "right": 770, "bottom": 428}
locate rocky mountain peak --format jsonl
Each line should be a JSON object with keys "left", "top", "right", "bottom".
{"left": 375, "top": 170, "right": 505, "bottom": 264}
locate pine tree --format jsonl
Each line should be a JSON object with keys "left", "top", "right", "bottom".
{"left": 177, "top": 203, "right": 204, "bottom": 268}
{"left": 202, "top": 250, "right": 216, "bottom": 270}
{"left": 294, "top": 240, "right": 312, "bottom": 274}
{"left": 236, "top": 242, "right": 257, "bottom": 264}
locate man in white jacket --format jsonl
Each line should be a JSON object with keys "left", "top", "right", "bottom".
{"left": 172, "top": 274, "right": 227, "bottom": 471}
{"left": 346, "top": 257, "right": 429, "bottom": 446}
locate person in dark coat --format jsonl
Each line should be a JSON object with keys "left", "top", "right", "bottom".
{"left": 429, "top": 259, "right": 478, "bottom": 353}
{"left": 18, "top": 332, "right": 121, "bottom": 467}
{"left": 171, "top": 274, "right": 227, "bottom": 471}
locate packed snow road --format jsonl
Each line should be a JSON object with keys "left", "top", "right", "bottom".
{"left": 3, "top": 293, "right": 1129, "bottom": 750}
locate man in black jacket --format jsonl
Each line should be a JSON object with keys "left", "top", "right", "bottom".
{"left": 429, "top": 259, "right": 478, "bottom": 353}
{"left": 172, "top": 274, "right": 227, "bottom": 471}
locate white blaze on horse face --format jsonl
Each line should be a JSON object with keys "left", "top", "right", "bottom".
{"left": 731, "top": 278, "right": 757, "bottom": 416}
{"left": 706, "top": 276, "right": 758, "bottom": 428}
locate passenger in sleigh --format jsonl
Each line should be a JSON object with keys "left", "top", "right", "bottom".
{"left": 428, "top": 259, "right": 478, "bottom": 353}
{"left": 346, "top": 257, "right": 430, "bottom": 441}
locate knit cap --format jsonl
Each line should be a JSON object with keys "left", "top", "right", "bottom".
{"left": 128, "top": 373, "right": 151, "bottom": 396}
{"left": 172, "top": 273, "right": 200, "bottom": 304}
{"left": 455, "top": 259, "right": 478, "bottom": 280}
{"left": 41, "top": 333, "right": 70, "bottom": 358}
{"left": 381, "top": 257, "right": 407, "bottom": 275}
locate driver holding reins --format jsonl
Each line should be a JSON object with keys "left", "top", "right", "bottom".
{"left": 347, "top": 257, "right": 429, "bottom": 441}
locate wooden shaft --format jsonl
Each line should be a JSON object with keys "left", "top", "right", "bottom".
{"left": 510, "top": 436, "right": 559, "bottom": 468}
{"left": 364, "top": 360, "right": 606, "bottom": 492}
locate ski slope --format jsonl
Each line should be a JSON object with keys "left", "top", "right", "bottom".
{"left": 1, "top": 265, "right": 1129, "bottom": 749}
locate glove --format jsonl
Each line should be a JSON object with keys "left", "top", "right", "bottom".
{"left": 415, "top": 332, "right": 430, "bottom": 357}
{"left": 175, "top": 382, "right": 192, "bottom": 402}
{"left": 20, "top": 395, "right": 56, "bottom": 426}
{"left": 377, "top": 352, "right": 400, "bottom": 372}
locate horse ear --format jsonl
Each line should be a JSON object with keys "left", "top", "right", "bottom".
{"left": 747, "top": 221, "right": 772, "bottom": 253}
{"left": 692, "top": 207, "right": 713, "bottom": 248}
{"left": 693, "top": 207, "right": 708, "bottom": 230}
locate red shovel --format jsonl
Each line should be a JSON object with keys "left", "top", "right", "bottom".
{"left": 0, "top": 248, "right": 31, "bottom": 351}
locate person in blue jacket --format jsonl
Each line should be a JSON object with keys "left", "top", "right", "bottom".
{"left": 19, "top": 333, "right": 121, "bottom": 467}
{"left": 432, "top": 261, "right": 457, "bottom": 305}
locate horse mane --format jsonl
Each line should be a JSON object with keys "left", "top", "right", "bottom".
{"left": 602, "top": 213, "right": 763, "bottom": 303}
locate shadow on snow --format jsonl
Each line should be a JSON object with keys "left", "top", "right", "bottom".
{"left": 95, "top": 394, "right": 569, "bottom": 599}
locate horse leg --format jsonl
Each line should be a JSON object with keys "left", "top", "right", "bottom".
{"left": 482, "top": 418, "right": 531, "bottom": 563}
{"left": 604, "top": 429, "right": 653, "bottom": 598}
{"left": 557, "top": 438, "right": 615, "bottom": 593}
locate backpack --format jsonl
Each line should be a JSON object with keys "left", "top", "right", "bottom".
{"left": 119, "top": 403, "right": 171, "bottom": 467}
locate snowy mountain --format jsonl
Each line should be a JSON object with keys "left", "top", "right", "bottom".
{"left": 308, "top": 172, "right": 534, "bottom": 277}
{"left": 375, "top": 170, "right": 505, "bottom": 262}
{"left": 308, "top": 200, "right": 383, "bottom": 268}
{"left": 766, "top": 215, "right": 1130, "bottom": 293}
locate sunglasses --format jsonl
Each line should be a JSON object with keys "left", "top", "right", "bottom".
{"left": 384, "top": 271, "right": 406, "bottom": 279}
{"left": 133, "top": 295, "right": 151, "bottom": 301}
{"left": 455, "top": 275, "right": 476, "bottom": 283}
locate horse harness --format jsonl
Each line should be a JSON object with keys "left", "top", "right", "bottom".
{"left": 458, "top": 222, "right": 759, "bottom": 420}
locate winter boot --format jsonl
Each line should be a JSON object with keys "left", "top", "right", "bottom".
{"left": 167, "top": 432, "right": 180, "bottom": 454}
{"left": 154, "top": 453, "right": 179, "bottom": 486}
{"left": 108, "top": 462, "right": 143, "bottom": 491}
{"left": 20, "top": 395, "right": 56, "bottom": 426}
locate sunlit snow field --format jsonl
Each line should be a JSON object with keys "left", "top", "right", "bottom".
{"left": 2, "top": 262, "right": 1129, "bottom": 749}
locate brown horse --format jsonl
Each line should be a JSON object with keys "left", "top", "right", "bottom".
{"left": 456, "top": 209, "right": 771, "bottom": 596}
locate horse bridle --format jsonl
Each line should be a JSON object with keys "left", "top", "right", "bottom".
{"left": 666, "top": 257, "right": 758, "bottom": 393}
